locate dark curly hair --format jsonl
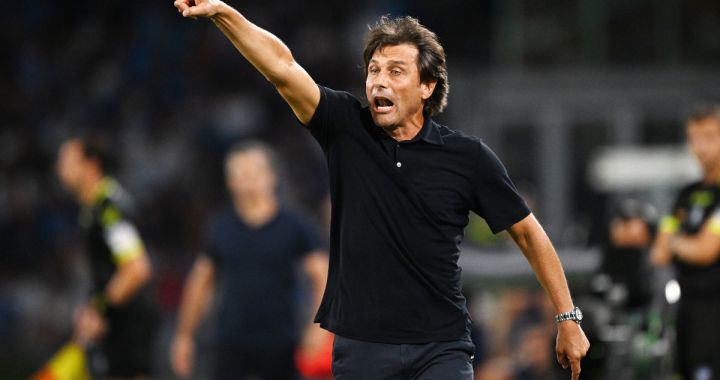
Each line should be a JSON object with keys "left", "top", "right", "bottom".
{"left": 363, "top": 16, "right": 449, "bottom": 117}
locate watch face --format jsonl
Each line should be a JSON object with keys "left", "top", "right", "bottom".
{"left": 575, "top": 307, "right": 583, "bottom": 321}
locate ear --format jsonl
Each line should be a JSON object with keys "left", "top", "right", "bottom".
{"left": 421, "top": 80, "right": 437, "bottom": 101}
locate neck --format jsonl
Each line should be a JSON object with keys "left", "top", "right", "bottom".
{"left": 385, "top": 112, "right": 425, "bottom": 141}
{"left": 232, "top": 193, "right": 279, "bottom": 227}
{"left": 78, "top": 173, "right": 104, "bottom": 206}
{"left": 704, "top": 162, "right": 720, "bottom": 184}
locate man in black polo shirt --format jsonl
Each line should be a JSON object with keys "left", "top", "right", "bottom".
{"left": 651, "top": 107, "right": 720, "bottom": 379}
{"left": 173, "top": 2, "right": 589, "bottom": 379}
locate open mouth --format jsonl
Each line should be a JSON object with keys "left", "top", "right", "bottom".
{"left": 373, "top": 97, "right": 395, "bottom": 113}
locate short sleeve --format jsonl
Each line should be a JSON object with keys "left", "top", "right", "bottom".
{"left": 659, "top": 215, "right": 680, "bottom": 234}
{"left": 708, "top": 208, "right": 720, "bottom": 236}
{"left": 100, "top": 205, "right": 146, "bottom": 265}
{"left": 202, "top": 217, "right": 222, "bottom": 264}
{"left": 303, "top": 85, "right": 363, "bottom": 151}
{"left": 470, "top": 142, "right": 531, "bottom": 233}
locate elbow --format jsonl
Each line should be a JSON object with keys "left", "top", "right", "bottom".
{"left": 140, "top": 257, "right": 154, "bottom": 284}
{"left": 134, "top": 254, "right": 153, "bottom": 286}
{"left": 267, "top": 59, "right": 298, "bottom": 88}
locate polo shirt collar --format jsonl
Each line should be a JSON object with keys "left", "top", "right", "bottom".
{"left": 387, "top": 115, "right": 443, "bottom": 145}
{"left": 415, "top": 116, "right": 444, "bottom": 146}
{"left": 373, "top": 113, "right": 444, "bottom": 145}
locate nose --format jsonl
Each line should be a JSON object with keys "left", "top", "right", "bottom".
{"left": 370, "top": 71, "right": 388, "bottom": 89}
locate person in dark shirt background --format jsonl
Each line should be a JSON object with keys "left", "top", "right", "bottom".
{"left": 173, "top": 1, "right": 589, "bottom": 379}
{"left": 56, "top": 136, "right": 158, "bottom": 379}
{"left": 170, "top": 141, "right": 329, "bottom": 380}
{"left": 652, "top": 106, "right": 720, "bottom": 379}
{"left": 599, "top": 199, "right": 656, "bottom": 310}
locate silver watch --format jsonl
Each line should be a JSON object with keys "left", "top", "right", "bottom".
{"left": 555, "top": 306, "right": 583, "bottom": 324}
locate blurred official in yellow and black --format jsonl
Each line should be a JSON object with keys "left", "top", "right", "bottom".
{"left": 651, "top": 107, "right": 720, "bottom": 379}
{"left": 55, "top": 135, "right": 158, "bottom": 379}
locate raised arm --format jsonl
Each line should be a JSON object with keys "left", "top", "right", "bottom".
{"left": 174, "top": 0, "right": 320, "bottom": 124}
{"left": 507, "top": 213, "right": 589, "bottom": 380}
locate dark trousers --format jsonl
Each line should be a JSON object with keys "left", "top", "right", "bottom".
{"left": 676, "top": 297, "right": 720, "bottom": 380}
{"left": 212, "top": 345, "right": 298, "bottom": 380}
{"left": 332, "top": 335, "right": 475, "bottom": 380}
{"left": 101, "top": 306, "right": 158, "bottom": 377}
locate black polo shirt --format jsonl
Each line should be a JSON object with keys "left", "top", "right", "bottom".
{"left": 304, "top": 86, "right": 530, "bottom": 343}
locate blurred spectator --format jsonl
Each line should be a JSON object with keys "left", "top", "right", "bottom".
{"left": 651, "top": 106, "right": 720, "bottom": 379}
{"left": 54, "top": 135, "right": 158, "bottom": 378}
{"left": 595, "top": 199, "right": 657, "bottom": 310}
{"left": 170, "top": 141, "right": 329, "bottom": 380}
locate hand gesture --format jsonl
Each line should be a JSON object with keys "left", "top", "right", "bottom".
{"left": 173, "top": 0, "right": 223, "bottom": 19}
{"left": 72, "top": 305, "right": 106, "bottom": 347}
{"left": 556, "top": 322, "right": 590, "bottom": 380}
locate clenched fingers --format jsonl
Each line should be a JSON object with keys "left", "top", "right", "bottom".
{"left": 557, "top": 352, "right": 569, "bottom": 369}
{"left": 174, "top": 0, "right": 191, "bottom": 13}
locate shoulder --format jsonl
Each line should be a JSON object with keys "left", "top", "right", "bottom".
{"left": 435, "top": 123, "right": 481, "bottom": 149}
{"left": 96, "top": 178, "right": 137, "bottom": 225}
{"left": 319, "top": 85, "right": 362, "bottom": 106}
{"left": 437, "top": 124, "right": 502, "bottom": 164}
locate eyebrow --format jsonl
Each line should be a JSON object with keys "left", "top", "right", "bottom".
{"left": 369, "top": 59, "right": 408, "bottom": 66}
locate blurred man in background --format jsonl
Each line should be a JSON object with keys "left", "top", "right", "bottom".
{"left": 55, "top": 136, "right": 158, "bottom": 379}
{"left": 651, "top": 106, "right": 720, "bottom": 379}
{"left": 170, "top": 141, "right": 329, "bottom": 380}
{"left": 599, "top": 199, "right": 656, "bottom": 311}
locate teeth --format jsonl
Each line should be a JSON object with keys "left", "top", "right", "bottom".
{"left": 375, "top": 98, "right": 393, "bottom": 107}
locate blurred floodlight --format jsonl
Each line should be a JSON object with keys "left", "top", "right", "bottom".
{"left": 665, "top": 279, "right": 681, "bottom": 304}
{"left": 589, "top": 146, "right": 701, "bottom": 192}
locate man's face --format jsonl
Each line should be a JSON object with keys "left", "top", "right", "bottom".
{"left": 687, "top": 118, "right": 720, "bottom": 171}
{"left": 56, "top": 140, "right": 89, "bottom": 196}
{"left": 365, "top": 43, "right": 436, "bottom": 129}
{"left": 226, "top": 149, "right": 276, "bottom": 198}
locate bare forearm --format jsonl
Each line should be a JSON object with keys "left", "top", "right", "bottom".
{"left": 673, "top": 234, "right": 719, "bottom": 266}
{"left": 105, "top": 255, "right": 152, "bottom": 306}
{"left": 510, "top": 215, "right": 590, "bottom": 380}
{"left": 176, "top": 258, "right": 214, "bottom": 337}
{"left": 650, "top": 232, "right": 673, "bottom": 267}
{"left": 211, "top": 4, "right": 295, "bottom": 86}
{"left": 510, "top": 215, "right": 574, "bottom": 314}
{"left": 304, "top": 252, "right": 328, "bottom": 317}
{"left": 176, "top": 0, "right": 319, "bottom": 122}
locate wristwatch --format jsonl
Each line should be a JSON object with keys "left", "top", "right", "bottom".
{"left": 555, "top": 306, "right": 583, "bottom": 324}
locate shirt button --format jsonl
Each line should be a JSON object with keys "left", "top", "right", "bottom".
{"left": 396, "top": 162, "right": 402, "bottom": 168}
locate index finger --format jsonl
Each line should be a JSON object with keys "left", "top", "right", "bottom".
{"left": 174, "top": 0, "right": 190, "bottom": 13}
{"left": 570, "top": 358, "right": 581, "bottom": 380}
